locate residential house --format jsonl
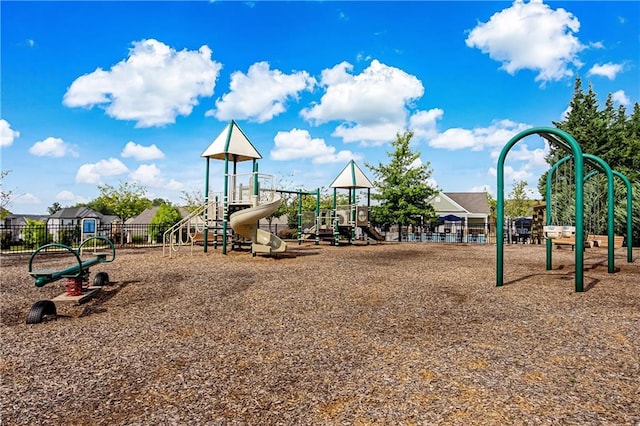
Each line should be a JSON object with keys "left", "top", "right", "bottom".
{"left": 2, "top": 213, "right": 50, "bottom": 244}
{"left": 429, "top": 192, "right": 491, "bottom": 241}
{"left": 47, "top": 207, "right": 118, "bottom": 243}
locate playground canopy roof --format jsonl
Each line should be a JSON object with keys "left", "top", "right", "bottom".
{"left": 330, "top": 160, "right": 373, "bottom": 189}
{"left": 201, "top": 120, "right": 262, "bottom": 162}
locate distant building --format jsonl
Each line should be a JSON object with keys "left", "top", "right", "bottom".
{"left": 47, "top": 207, "right": 119, "bottom": 242}
{"left": 2, "top": 213, "right": 50, "bottom": 243}
{"left": 429, "top": 192, "right": 491, "bottom": 240}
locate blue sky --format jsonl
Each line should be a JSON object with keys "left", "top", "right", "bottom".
{"left": 1, "top": 0, "right": 638, "bottom": 215}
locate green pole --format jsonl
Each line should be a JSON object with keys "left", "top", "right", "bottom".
{"left": 214, "top": 195, "right": 218, "bottom": 250}
{"left": 315, "top": 188, "right": 320, "bottom": 246}
{"left": 582, "top": 155, "right": 615, "bottom": 272}
{"left": 333, "top": 188, "right": 339, "bottom": 246}
{"left": 222, "top": 153, "right": 229, "bottom": 255}
{"left": 203, "top": 158, "right": 210, "bottom": 253}
{"left": 545, "top": 155, "right": 573, "bottom": 271}
{"left": 612, "top": 171, "right": 633, "bottom": 263}
{"left": 297, "top": 191, "right": 303, "bottom": 244}
{"left": 350, "top": 188, "right": 356, "bottom": 243}
{"left": 253, "top": 160, "right": 259, "bottom": 198}
{"left": 497, "top": 127, "right": 585, "bottom": 291}
{"left": 496, "top": 151, "right": 505, "bottom": 287}
{"left": 367, "top": 188, "right": 371, "bottom": 245}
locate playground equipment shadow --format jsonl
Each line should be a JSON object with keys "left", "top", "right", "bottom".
{"left": 1, "top": 243, "right": 638, "bottom": 424}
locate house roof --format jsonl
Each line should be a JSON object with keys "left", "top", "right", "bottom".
{"left": 49, "top": 207, "right": 103, "bottom": 220}
{"left": 126, "top": 206, "right": 187, "bottom": 224}
{"left": 444, "top": 192, "right": 490, "bottom": 215}
{"left": 126, "top": 207, "right": 160, "bottom": 225}
{"left": 4, "top": 213, "right": 49, "bottom": 223}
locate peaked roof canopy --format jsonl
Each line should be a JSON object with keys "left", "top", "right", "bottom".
{"left": 201, "top": 120, "right": 262, "bottom": 162}
{"left": 330, "top": 160, "right": 373, "bottom": 189}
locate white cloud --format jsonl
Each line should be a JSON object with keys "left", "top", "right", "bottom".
{"left": 587, "top": 62, "right": 623, "bottom": 80}
{"left": 0, "top": 119, "right": 20, "bottom": 147}
{"left": 428, "top": 119, "right": 530, "bottom": 151}
{"left": 208, "top": 61, "right": 316, "bottom": 123}
{"left": 465, "top": 0, "right": 585, "bottom": 84}
{"left": 332, "top": 122, "right": 404, "bottom": 146}
{"left": 121, "top": 141, "right": 165, "bottom": 160}
{"left": 409, "top": 109, "right": 444, "bottom": 142}
{"left": 63, "top": 39, "right": 221, "bottom": 127}
{"left": 612, "top": 90, "right": 630, "bottom": 106}
{"left": 493, "top": 142, "right": 549, "bottom": 168}
{"left": 56, "top": 190, "right": 88, "bottom": 205}
{"left": 164, "top": 179, "right": 184, "bottom": 191}
{"left": 76, "top": 158, "right": 129, "bottom": 184}
{"left": 129, "top": 164, "right": 162, "bottom": 186}
{"left": 270, "top": 128, "right": 360, "bottom": 164}
{"left": 488, "top": 164, "right": 532, "bottom": 182}
{"left": 301, "top": 59, "right": 424, "bottom": 145}
{"left": 14, "top": 193, "right": 40, "bottom": 204}
{"left": 28, "top": 137, "right": 79, "bottom": 158}
{"left": 470, "top": 185, "right": 492, "bottom": 193}
{"left": 487, "top": 139, "right": 549, "bottom": 198}
{"left": 129, "top": 164, "right": 184, "bottom": 190}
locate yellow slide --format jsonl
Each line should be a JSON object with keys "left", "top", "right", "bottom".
{"left": 229, "top": 196, "right": 287, "bottom": 254}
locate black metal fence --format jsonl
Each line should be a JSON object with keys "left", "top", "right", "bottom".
{"left": 0, "top": 223, "right": 170, "bottom": 253}
{"left": 1, "top": 222, "right": 498, "bottom": 254}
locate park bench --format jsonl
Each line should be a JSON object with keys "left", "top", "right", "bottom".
{"left": 590, "top": 234, "right": 624, "bottom": 248}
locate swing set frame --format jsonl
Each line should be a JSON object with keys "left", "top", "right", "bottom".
{"left": 496, "top": 127, "right": 633, "bottom": 292}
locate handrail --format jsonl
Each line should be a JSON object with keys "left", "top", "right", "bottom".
{"left": 162, "top": 200, "right": 220, "bottom": 257}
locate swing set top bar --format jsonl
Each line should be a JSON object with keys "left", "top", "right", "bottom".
{"left": 277, "top": 189, "right": 319, "bottom": 196}
{"left": 541, "top": 133, "right": 616, "bottom": 175}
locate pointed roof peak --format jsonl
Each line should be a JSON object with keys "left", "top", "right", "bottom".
{"left": 201, "top": 120, "right": 262, "bottom": 161}
{"left": 330, "top": 160, "right": 373, "bottom": 189}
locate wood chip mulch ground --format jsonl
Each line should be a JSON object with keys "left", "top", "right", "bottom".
{"left": 1, "top": 242, "right": 639, "bottom": 425}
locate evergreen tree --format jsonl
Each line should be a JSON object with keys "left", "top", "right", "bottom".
{"left": 47, "top": 202, "right": 62, "bottom": 215}
{"left": 366, "top": 130, "right": 438, "bottom": 240}
{"left": 542, "top": 77, "right": 640, "bottom": 245}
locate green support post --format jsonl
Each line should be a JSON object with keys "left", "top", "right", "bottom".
{"left": 333, "top": 188, "right": 339, "bottom": 246}
{"left": 222, "top": 152, "right": 229, "bottom": 255}
{"left": 203, "top": 158, "right": 210, "bottom": 253}
{"left": 547, "top": 155, "right": 615, "bottom": 273}
{"left": 611, "top": 171, "right": 634, "bottom": 263}
{"left": 297, "top": 191, "right": 303, "bottom": 245}
{"left": 497, "top": 127, "right": 585, "bottom": 292}
{"left": 315, "top": 188, "right": 320, "bottom": 245}
{"left": 213, "top": 195, "right": 218, "bottom": 250}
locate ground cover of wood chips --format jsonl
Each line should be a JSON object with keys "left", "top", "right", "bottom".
{"left": 1, "top": 242, "right": 639, "bottom": 425}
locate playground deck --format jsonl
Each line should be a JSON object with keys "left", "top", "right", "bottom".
{"left": 1, "top": 244, "right": 638, "bottom": 424}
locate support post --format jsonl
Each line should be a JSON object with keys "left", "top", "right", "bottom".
{"left": 203, "top": 158, "right": 210, "bottom": 253}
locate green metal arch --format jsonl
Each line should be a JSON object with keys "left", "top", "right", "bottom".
{"left": 545, "top": 154, "right": 615, "bottom": 273}
{"left": 496, "top": 127, "right": 585, "bottom": 292}
{"left": 584, "top": 169, "right": 634, "bottom": 263}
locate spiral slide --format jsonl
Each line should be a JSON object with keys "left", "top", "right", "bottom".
{"left": 229, "top": 196, "right": 287, "bottom": 254}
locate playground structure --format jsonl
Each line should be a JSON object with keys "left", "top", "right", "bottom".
{"left": 300, "top": 160, "right": 384, "bottom": 245}
{"left": 163, "top": 121, "right": 320, "bottom": 256}
{"left": 25, "top": 235, "right": 116, "bottom": 324}
{"left": 496, "top": 127, "right": 634, "bottom": 292}
{"left": 163, "top": 122, "right": 385, "bottom": 256}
